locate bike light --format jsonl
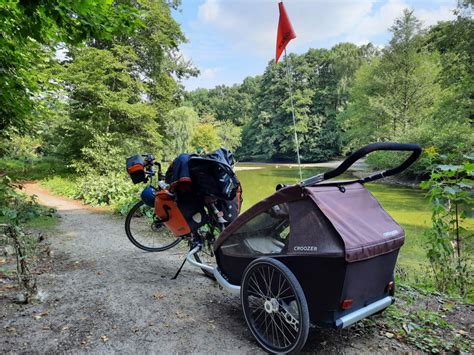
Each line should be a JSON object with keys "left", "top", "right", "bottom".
{"left": 341, "top": 299, "right": 353, "bottom": 310}
{"left": 386, "top": 281, "right": 394, "bottom": 292}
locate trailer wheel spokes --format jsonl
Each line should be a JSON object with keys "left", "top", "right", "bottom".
{"left": 241, "top": 258, "right": 309, "bottom": 354}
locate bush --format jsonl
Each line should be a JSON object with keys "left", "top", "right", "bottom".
{"left": 0, "top": 134, "right": 43, "bottom": 161}
{"left": 0, "top": 156, "right": 72, "bottom": 181}
{"left": 0, "top": 176, "right": 54, "bottom": 225}
{"left": 420, "top": 159, "right": 473, "bottom": 297}
{"left": 64, "top": 132, "right": 147, "bottom": 213}
{"left": 75, "top": 172, "right": 142, "bottom": 212}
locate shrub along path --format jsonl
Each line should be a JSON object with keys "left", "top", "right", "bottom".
{"left": 1, "top": 183, "right": 469, "bottom": 352}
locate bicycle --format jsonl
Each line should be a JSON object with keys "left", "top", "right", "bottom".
{"left": 124, "top": 153, "right": 227, "bottom": 278}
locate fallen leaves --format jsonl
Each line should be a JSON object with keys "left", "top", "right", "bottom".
{"left": 175, "top": 311, "right": 186, "bottom": 319}
{"left": 131, "top": 326, "right": 140, "bottom": 333}
{"left": 6, "top": 326, "right": 16, "bottom": 333}
{"left": 153, "top": 292, "right": 165, "bottom": 300}
{"left": 33, "top": 311, "right": 49, "bottom": 320}
{"left": 385, "top": 332, "right": 395, "bottom": 339}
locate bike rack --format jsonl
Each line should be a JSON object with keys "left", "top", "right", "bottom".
{"left": 186, "top": 246, "right": 241, "bottom": 296}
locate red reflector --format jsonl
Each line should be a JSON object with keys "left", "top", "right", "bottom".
{"left": 386, "top": 281, "right": 394, "bottom": 292}
{"left": 341, "top": 299, "right": 353, "bottom": 310}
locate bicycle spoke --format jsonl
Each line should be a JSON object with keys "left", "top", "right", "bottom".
{"left": 275, "top": 311, "right": 297, "bottom": 339}
{"left": 272, "top": 313, "right": 291, "bottom": 348}
{"left": 250, "top": 274, "right": 267, "bottom": 299}
{"left": 276, "top": 312, "right": 294, "bottom": 345}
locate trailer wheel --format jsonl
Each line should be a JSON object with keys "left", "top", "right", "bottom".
{"left": 241, "top": 257, "right": 309, "bottom": 354}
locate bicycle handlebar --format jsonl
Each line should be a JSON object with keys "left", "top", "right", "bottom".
{"left": 301, "top": 142, "right": 422, "bottom": 186}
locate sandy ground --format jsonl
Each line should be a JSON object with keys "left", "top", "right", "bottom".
{"left": 1, "top": 183, "right": 415, "bottom": 353}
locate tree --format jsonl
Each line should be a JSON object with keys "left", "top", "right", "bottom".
{"left": 340, "top": 10, "right": 442, "bottom": 149}
{"left": 57, "top": 45, "right": 161, "bottom": 160}
{"left": 378, "top": 9, "right": 440, "bottom": 135}
{"left": 424, "top": 1, "right": 473, "bottom": 146}
{"left": 47, "top": 0, "right": 197, "bottom": 165}
{"left": 236, "top": 43, "right": 368, "bottom": 161}
{"left": 184, "top": 76, "right": 261, "bottom": 127}
{"left": 112, "top": 0, "right": 198, "bottom": 120}
{"left": 217, "top": 121, "right": 242, "bottom": 151}
{"left": 190, "top": 124, "right": 221, "bottom": 152}
{"left": 163, "top": 107, "right": 199, "bottom": 159}
{"left": 0, "top": 0, "right": 140, "bottom": 139}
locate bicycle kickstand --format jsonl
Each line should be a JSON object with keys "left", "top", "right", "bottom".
{"left": 171, "top": 256, "right": 187, "bottom": 280}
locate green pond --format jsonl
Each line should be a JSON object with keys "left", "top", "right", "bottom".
{"left": 235, "top": 163, "right": 433, "bottom": 274}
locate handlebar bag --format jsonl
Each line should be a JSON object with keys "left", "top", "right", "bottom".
{"left": 126, "top": 155, "right": 146, "bottom": 184}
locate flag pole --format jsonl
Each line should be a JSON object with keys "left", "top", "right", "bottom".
{"left": 283, "top": 48, "right": 303, "bottom": 181}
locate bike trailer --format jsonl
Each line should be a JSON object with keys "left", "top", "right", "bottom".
{"left": 126, "top": 155, "right": 146, "bottom": 184}
{"left": 214, "top": 181, "right": 404, "bottom": 325}
{"left": 209, "top": 142, "right": 421, "bottom": 354}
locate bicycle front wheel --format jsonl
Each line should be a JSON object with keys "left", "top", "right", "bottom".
{"left": 125, "top": 201, "right": 181, "bottom": 252}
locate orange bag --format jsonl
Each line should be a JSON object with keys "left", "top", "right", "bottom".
{"left": 154, "top": 190, "right": 191, "bottom": 237}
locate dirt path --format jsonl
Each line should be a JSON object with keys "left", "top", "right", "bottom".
{"left": 1, "top": 183, "right": 413, "bottom": 353}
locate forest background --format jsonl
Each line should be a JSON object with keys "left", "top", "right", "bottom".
{"left": 0, "top": 0, "right": 472, "bottom": 300}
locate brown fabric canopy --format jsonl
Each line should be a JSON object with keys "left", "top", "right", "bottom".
{"left": 305, "top": 183, "right": 404, "bottom": 262}
{"left": 214, "top": 181, "right": 405, "bottom": 263}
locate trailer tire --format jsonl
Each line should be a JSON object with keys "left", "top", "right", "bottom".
{"left": 241, "top": 257, "right": 309, "bottom": 354}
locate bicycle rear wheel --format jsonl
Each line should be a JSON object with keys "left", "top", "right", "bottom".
{"left": 125, "top": 200, "right": 181, "bottom": 252}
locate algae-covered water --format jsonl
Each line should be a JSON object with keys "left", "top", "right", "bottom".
{"left": 235, "top": 163, "right": 433, "bottom": 273}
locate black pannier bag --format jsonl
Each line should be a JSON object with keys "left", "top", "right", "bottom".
{"left": 165, "top": 148, "right": 242, "bottom": 231}
{"left": 188, "top": 148, "right": 240, "bottom": 201}
{"left": 126, "top": 155, "right": 146, "bottom": 184}
{"left": 174, "top": 191, "right": 210, "bottom": 232}
{"left": 216, "top": 185, "right": 242, "bottom": 226}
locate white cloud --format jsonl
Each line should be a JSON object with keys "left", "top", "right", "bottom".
{"left": 199, "top": 67, "right": 222, "bottom": 80}
{"left": 198, "top": 0, "right": 220, "bottom": 22}
{"left": 417, "top": 5, "right": 455, "bottom": 27}
{"left": 194, "top": 0, "right": 377, "bottom": 54}
{"left": 182, "top": 0, "right": 457, "bottom": 89}
{"left": 183, "top": 66, "right": 226, "bottom": 90}
{"left": 192, "top": 0, "right": 456, "bottom": 55}
{"left": 344, "top": 0, "right": 408, "bottom": 44}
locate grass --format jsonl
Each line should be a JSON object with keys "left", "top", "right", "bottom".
{"left": 0, "top": 156, "right": 72, "bottom": 181}
{"left": 24, "top": 214, "right": 58, "bottom": 230}
{"left": 374, "top": 283, "right": 472, "bottom": 352}
{"left": 0, "top": 156, "right": 79, "bottom": 199}
{"left": 40, "top": 175, "right": 79, "bottom": 199}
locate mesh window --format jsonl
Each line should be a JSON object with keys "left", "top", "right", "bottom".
{"left": 219, "top": 204, "right": 290, "bottom": 257}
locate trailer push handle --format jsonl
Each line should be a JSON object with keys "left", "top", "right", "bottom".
{"left": 300, "top": 142, "right": 422, "bottom": 186}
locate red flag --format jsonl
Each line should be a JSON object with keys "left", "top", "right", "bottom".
{"left": 275, "top": 1, "right": 296, "bottom": 63}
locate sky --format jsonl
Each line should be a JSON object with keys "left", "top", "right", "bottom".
{"left": 173, "top": 0, "right": 457, "bottom": 91}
